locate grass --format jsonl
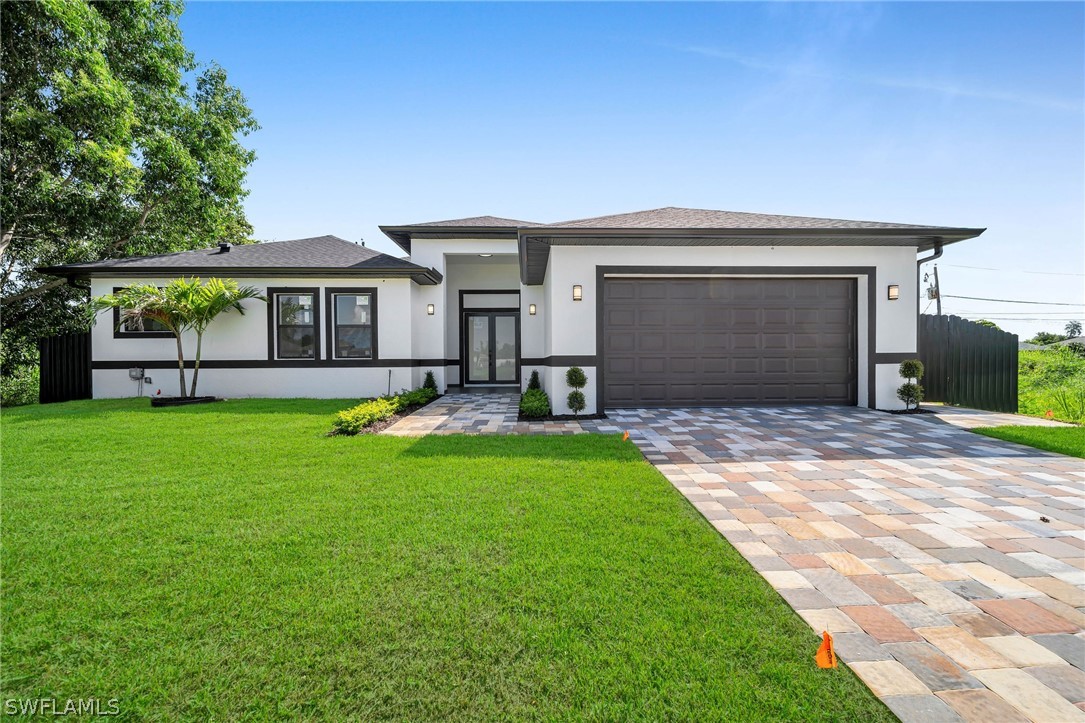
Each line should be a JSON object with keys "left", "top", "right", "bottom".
{"left": 1018, "top": 347, "right": 1085, "bottom": 423}
{"left": 2, "top": 399, "right": 892, "bottom": 721}
{"left": 973, "top": 424, "right": 1085, "bottom": 458}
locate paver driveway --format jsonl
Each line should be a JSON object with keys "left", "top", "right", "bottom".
{"left": 594, "top": 406, "right": 1085, "bottom": 723}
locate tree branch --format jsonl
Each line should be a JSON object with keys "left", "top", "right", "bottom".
{"left": 1, "top": 276, "right": 68, "bottom": 306}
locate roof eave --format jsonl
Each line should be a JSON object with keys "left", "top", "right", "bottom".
{"left": 516, "top": 227, "right": 987, "bottom": 285}
{"left": 37, "top": 265, "right": 444, "bottom": 285}
{"left": 379, "top": 224, "right": 524, "bottom": 253}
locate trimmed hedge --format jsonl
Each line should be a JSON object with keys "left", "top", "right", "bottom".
{"left": 332, "top": 387, "right": 438, "bottom": 435}
{"left": 519, "top": 388, "right": 551, "bottom": 418}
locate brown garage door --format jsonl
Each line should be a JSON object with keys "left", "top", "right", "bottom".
{"left": 602, "top": 277, "right": 857, "bottom": 407}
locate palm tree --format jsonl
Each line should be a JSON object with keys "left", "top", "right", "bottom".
{"left": 93, "top": 278, "right": 266, "bottom": 398}
{"left": 187, "top": 278, "right": 266, "bottom": 396}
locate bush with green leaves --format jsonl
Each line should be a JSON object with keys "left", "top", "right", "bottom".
{"left": 896, "top": 359, "right": 925, "bottom": 410}
{"left": 1019, "top": 347, "right": 1085, "bottom": 423}
{"left": 566, "top": 366, "right": 588, "bottom": 417}
{"left": 332, "top": 398, "right": 399, "bottom": 435}
{"left": 0, "top": 364, "right": 39, "bottom": 407}
{"left": 519, "top": 388, "right": 551, "bottom": 418}
{"left": 332, "top": 387, "right": 438, "bottom": 435}
{"left": 423, "top": 370, "right": 438, "bottom": 391}
{"left": 527, "top": 370, "right": 541, "bottom": 391}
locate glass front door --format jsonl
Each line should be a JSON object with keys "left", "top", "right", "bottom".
{"left": 465, "top": 312, "right": 519, "bottom": 384}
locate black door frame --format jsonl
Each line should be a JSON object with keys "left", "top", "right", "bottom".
{"left": 458, "top": 289, "right": 521, "bottom": 386}
{"left": 462, "top": 310, "right": 521, "bottom": 385}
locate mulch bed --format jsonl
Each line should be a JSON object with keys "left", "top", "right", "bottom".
{"left": 887, "top": 407, "right": 936, "bottom": 415}
{"left": 151, "top": 396, "right": 220, "bottom": 408}
{"left": 517, "top": 412, "right": 608, "bottom": 423}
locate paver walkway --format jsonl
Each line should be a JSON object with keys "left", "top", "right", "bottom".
{"left": 385, "top": 396, "right": 1084, "bottom": 721}
{"left": 592, "top": 407, "right": 1084, "bottom": 723}
{"left": 381, "top": 392, "right": 587, "bottom": 435}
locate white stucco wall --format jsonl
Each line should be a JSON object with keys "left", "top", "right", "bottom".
{"left": 543, "top": 244, "right": 918, "bottom": 412}
{"left": 89, "top": 275, "right": 413, "bottom": 399}
{"left": 86, "top": 240, "right": 920, "bottom": 411}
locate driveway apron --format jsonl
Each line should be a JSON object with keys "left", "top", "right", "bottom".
{"left": 593, "top": 406, "right": 1085, "bottom": 723}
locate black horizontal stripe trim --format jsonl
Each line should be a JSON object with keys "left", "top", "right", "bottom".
{"left": 95, "top": 359, "right": 436, "bottom": 370}
{"left": 873, "top": 352, "right": 918, "bottom": 364}
{"left": 521, "top": 355, "right": 597, "bottom": 367}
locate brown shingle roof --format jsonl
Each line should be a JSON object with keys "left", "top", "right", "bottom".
{"left": 402, "top": 215, "right": 539, "bottom": 228}
{"left": 543, "top": 206, "right": 950, "bottom": 231}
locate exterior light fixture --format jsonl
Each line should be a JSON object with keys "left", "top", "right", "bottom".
{"left": 529, "top": 303, "right": 537, "bottom": 316}
{"left": 426, "top": 303, "right": 435, "bottom": 315}
{"left": 478, "top": 253, "right": 493, "bottom": 258}
{"left": 887, "top": 285, "right": 900, "bottom": 301}
{"left": 572, "top": 285, "right": 583, "bottom": 301}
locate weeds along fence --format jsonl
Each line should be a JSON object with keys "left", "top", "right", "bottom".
{"left": 918, "top": 314, "right": 1018, "bottom": 413}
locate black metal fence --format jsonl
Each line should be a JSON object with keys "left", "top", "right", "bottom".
{"left": 918, "top": 314, "right": 1018, "bottom": 413}
{"left": 39, "top": 332, "right": 92, "bottom": 404}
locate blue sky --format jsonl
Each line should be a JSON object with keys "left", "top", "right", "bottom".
{"left": 179, "top": 2, "right": 1084, "bottom": 338}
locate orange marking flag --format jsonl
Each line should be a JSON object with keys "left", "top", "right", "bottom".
{"left": 815, "top": 631, "right": 837, "bottom": 669}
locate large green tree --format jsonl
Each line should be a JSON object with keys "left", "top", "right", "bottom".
{"left": 0, "top": 0, "right": 258, "bottom": 374}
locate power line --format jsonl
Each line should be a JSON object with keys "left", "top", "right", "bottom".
{"left": 944, "top": 264, "right": 1085, "bottom": 277}
{"left": 941, "top": 294, "right": 1084, "bottom": 307}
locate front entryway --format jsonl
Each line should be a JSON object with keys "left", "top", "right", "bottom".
{"left": 464, "top": 312, "right": 519, "bottom": 385}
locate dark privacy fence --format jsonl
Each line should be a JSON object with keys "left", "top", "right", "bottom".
{"left": 39, "top": 332, "right": 92, "bottom": 404}
{"left": 918, "top": 314, "right": 1018, "bottom": 413}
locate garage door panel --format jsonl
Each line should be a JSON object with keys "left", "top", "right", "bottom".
{"left": 603, "top": 277, "right": 856, "bottom": 407}
{"left": 670, "top": 357, "right": 699, "bottom": 374}
{"left": 638, "top": 308, "right": 666, "bottom": 326}
{"left": 607, "top": 308, "right": 636, "bottom": 326}
{"left": 638, "top": 333, "right": 667, "bottom": 352}
{"left": 638, "top": 357, "right": 666, "bottom": 374}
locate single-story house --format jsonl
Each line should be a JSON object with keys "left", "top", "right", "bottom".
{"left": 42, "top": 207, "right": 984, "bottom": 413}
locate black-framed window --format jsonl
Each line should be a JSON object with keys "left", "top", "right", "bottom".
{"left": 112, "top": 287, "right": 173, "bottom": 338}
{"left": 325, "top": 287, "right": 378, "bottom": 360}
{"left": 269, "top": 289, "right": 319, "bottom": 360}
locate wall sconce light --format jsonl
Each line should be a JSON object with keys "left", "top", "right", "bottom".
{"left": 426, "top": 303, "right": 435, "bottom": 315}
{"left": 887, "top": 285, "right": 900, "bottom": 301}
{"left": 529, "top": 303, "right": 537, "bottom": 316}
{"left": 572, "top": 285, "right": 583, "bottom": 301}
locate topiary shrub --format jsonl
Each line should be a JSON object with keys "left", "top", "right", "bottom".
{"left": 423, "top": 370, "right": 437, "bottom": 391}
{"left": 566, "top": 366, "right": 588, "bottom": 417}
{"left": 897, "top": 359, "right": 926, "bottom": 411}
{"left": 527, "top": 369, "right": 541, "bottom": 391}
{"left": 519, "top": 388, "right": 551, "bottom": 418}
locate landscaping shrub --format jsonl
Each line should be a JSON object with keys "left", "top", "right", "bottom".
{"left": 519, "top": 388, "right": 551, "bottom": 418}
{"left": 332, "top": 387, "right": 438, "bottom": 434}
{"left": 332, "top": 398, "right": 398, "bottom": 435}
{"left": 566, "top": 366, "right": 587, "bottom": 417}
{"left": 0, "top": 365, "right": 39, "bottom": 407}
{"left": 392, "top": 387, "right": 437, "bottom": 410}
{"left": 1019, "top": 347, "right": 1085, "bottom": 423}
{"left": 896, "top": 358, "right": 925, "bottom": 411}
{"left": 527, "top": 370, "right": 541, "bottom": 391}
{"left": 423, "top": 370, "right": 437, "bottom": 391}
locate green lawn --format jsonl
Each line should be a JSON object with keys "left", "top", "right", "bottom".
{"left": 2, "top": 399, "right": 891, "bottom": 721}
{"left": 973, "top": 424, "right": 1085, "bottom": 458}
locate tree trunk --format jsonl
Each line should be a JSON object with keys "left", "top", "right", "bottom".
{"left": 0, "top": 222, "right": 14, "bottom": 261}
{"left": 190, "top": 330, "right": 203, "bottom": 397}
{"left": 174, "top": 333, "right": 187, "bottom": 398}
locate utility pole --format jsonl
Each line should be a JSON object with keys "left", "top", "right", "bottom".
{"left": 932, "top": 264, "right": 942, "bottom": 316}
